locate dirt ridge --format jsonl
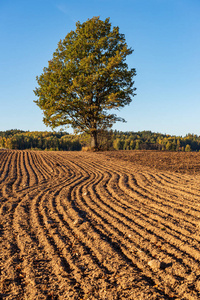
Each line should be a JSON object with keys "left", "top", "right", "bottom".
{"left": 1, "top": 150, "right": 200, "bottom": 299}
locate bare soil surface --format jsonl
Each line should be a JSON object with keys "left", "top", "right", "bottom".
{"left": 1, "top": 150, "right": 200, "bottom": 299}
{"left": 102, "top": 150, "right": 200, "bottom": 175}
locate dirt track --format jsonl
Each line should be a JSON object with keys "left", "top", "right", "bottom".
{"left": 1, "top": 150, "right": 200, "bottom": 299}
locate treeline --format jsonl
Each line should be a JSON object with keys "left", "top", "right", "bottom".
{"left": 0, "top": 129, "right": 200, "bottom": 151}
{"left": 0, "top": 130, "right": 83, "bottom": 151}
{"left": 111, "top": 131, "right": 200, "bottom": 152}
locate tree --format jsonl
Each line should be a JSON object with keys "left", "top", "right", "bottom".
{"left": 165, "top": 141, "right": 172, "bottom": 151}
{"left": 185, "top": 144, "right": 191, "bottom": 152}
{"left": 34, "top": 17, "right": 136, "bottom": 150}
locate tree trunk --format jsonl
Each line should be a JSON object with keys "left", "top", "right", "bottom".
{"left": 91, "top": 130, "right": 98, "bottom": 150}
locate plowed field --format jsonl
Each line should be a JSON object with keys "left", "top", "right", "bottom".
{"left": 1, "top": 150, "right": 200, "bottom": 300}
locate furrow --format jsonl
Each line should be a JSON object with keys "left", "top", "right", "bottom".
{"left": 57, "top": 156, "right": 183, "bottom": 296}
{"left": 62, "top": 153, "right": 200, "bottom": 298}
{"left": 29, "top": 189, "right": 88, "bottom": 298}
{"left": 55, "top": 165, "right": 163, "bottom": 298}
{"left": 127, "top": 172, "right": 200, "bottom": 226}
{"left": 1, "top": 150, "right": 200, "bottom": 299}
{"left": 0, "top": 150, "right": 11, "bottom": 181}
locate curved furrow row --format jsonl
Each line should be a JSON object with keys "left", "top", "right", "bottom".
{"left": 0, "top": 151, "right": 17, "bottom": 186}
{"left": 28, "top": 178, "right": 98, "bottom": 298}
{"left": 89, "top": 152, "right": 200, "bottom": 208}
{"left": 6, "top": 155, "right": 84, "bottom": 299}
{"left": 32, "top": 151, "right": 69, "bottom": 181}
{"left": 71, "top": 154, "right": 199, "bottom": 236}
{"left": 105, "top": 171, "right": 198, "bottom": 246}
{"left": 12, "top": 151, "right": 24, "bottom": 193}
{"left": 24, "top": 151, "right": 59, "bottom": 186}
{"left": 1, "top": 150, "right": 200, "bottom": 299}
{"left": 12, "top": 151, "right": 74, "bottom": 199}
{"left": 3, "top": 151, "right": 38, "bottom": 198}
{"left": 16, "top": 151, "right": 35, "bottom": 189}
{"left": 137, "top": 170, "right": 200, "bottom": 203}
{"left": 110, "top": 157, "right": 200, "bottom": 203}
{"left": 59, "top": 153, "right": 198, "bottom": 234}
{"left": 29, "top": 151, "right": 52, "bottom": 181}
{"left": 50, "top": 155, "right": 185, "bottom": 297}
{"left": 95, "top": 163, "right": 198, "bottom": 256}
{"left": 99, "top": 159, "right": 200, "bottom": 248}
{"left": 124, "top": 173, "right": 200, "bottom": 244}
{"left": 119, "top": 173, "right": 200, "bottom": 225}
{"left": 0, "top": 150, "right": 11, "bottom": 180}
{"left": 30, "top": 155, "right": 165, "bottom": 298}
{"left": 0, "top": 229, "right": 25, "bottom": 298}
{"left": 61, "top": 153, "right": 200, "bottom": 298}
{"left": 24, "top": 151, "right": 40, "bottom": 186}
{"left": 96, "top": 152, "right": 200, "bottom": 198}
{"left": 152, "top": 171, "right": 200, "bottom": 194}
{"left": 0, "top": 152, "right": 19, "bottom": 206}
{"left": 15, "top": 151, "right": 31, "bottom": 189}
{"left": 89, "top": 156, "right": 200, "bottom": 232}
{"left": 13, "top": 192, "right": 81, "bottom": 299}
{"left": 42, "top": 151, "right": 75, "bottom": 180}
{"left": 142, "top": 171, "right": 200, "bottom": 205}
{"left": 53, "top": 162, "right": 164, "bottom": 298}
{"left": 41, "top": 186, "right": 109, "bottom": 296}
{"left": 0, "top": 151, "right": 29, "bottom": 297}
{"left": 11, "top": 194, "right": 40, "bottom": 299}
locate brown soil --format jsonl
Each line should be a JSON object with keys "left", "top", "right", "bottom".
{"left": 1, "top": 150, "right": 200, "bottom": 299}
{"left": 102, "top": 150, "right": 200, "bottom": 175}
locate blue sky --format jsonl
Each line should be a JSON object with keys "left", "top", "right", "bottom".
{"left": 0, "top": 0, "right": 200, "bottom": 136}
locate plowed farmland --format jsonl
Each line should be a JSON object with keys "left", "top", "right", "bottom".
{"left": 1, "top": 150, "right": 200, "bottom": 300}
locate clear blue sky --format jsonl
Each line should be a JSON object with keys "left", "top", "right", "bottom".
{"left": 0, "top": 0, "right": 200, "bottom": 136}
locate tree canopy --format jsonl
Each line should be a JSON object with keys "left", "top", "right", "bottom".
{"left": 1, "top": 130, "right": 199, "bottom": 152}
{"left": 34, "top": 17, "right": 136, "bottom": 149}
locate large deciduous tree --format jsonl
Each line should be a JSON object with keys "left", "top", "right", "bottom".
{"left": 34, "top": 17, "right": 136, "bottom": 150}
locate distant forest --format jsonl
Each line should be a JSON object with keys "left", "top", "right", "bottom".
{"left": 0, "top": 129, "right": 200, "bottom": 152}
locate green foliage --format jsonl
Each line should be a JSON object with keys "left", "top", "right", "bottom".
{"left": 185, "top": 144, "right": 191, "bottom": 152}
{"left": 113, "top": 138, "right": 124, "bottom": 150}
{"left": 34, "top": 17, "right": 136, "bottom": 149}
{"left": 165, "top": 141, "right": 172, "bottom": 151}
{"left": 110, "top": 131, "right": 200, "bottom": 152}
{"left": 0, "top": 131, "right": 81, "bottom": 151}
{"left": 1, "top": 130, "right": 200, "bottom": 152}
